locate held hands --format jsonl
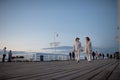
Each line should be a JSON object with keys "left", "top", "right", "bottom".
{"left": 74, "top": 49, "right": 84, "bottom": 52}
{"left": 74, "top": 49, "right": 77, "bottom": 53}
{"left": 80, "top": 47, "right": 84, "bottom": 52}
{"left": 80, "top": 48, "right": 84, "bottom": 52}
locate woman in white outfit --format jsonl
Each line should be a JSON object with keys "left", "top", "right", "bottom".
{"left": 85, "top": 37, "right": 92, "bottom": 62}
{"left": 73, "top": 37, "right": 81, "bottom": 63}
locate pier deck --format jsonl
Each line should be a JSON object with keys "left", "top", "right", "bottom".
{"left": 0, "top": 59, "right": 120, "bottom": 80}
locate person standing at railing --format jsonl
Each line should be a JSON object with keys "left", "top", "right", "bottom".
{"left": 8, "top": 50, "right": 12, "bottom": 62}
{"left": 69, "top": 52, "right": 72, "bottom": 60}
{"left": 92, "top": 51, "right": 95, "bottom": 60}
{"left": 2, "top": 47, "right": 7, "bottom": 62}
{"left": 72, "top": 51, "right": 75, "bottom": 60}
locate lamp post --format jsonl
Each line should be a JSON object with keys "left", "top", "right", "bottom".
{"left": 116, "top": 26, "right": 120, "bottom": 52}
{"left": 118, "top": 26, "right": 120, "bottom": 52}
{"left": 50, "top": 33, "right": 60, "bottom": 54}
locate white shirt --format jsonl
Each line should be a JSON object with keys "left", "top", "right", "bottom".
{"left": 74, "top": 41, "right": 81, "bottom": 52}
{"left": 3, "top": 48, "right": 6, "bottom": 55}
{"left": 85, "top": 41, "right": 92, "bottom": 53}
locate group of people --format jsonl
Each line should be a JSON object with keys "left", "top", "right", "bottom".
{"left": 2, "top": 47, "right": 12, "bottom": 62}
{"left": 69, "top": 51, "right": 75, "bottom": 60}
{"left": 91, "top": 51, "right": 105, "bottom": 60}
{"left": 73, "top": 37, "right": 92, "bottom": 63}
{"left": 72, "top": 36, "right": 119, "bottom": 63}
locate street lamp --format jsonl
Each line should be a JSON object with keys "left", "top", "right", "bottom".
{"left": 49, "top": 33, "right": 60, "bottom": 54}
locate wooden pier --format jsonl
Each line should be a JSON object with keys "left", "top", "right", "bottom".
{"left": 0, "top": 59, "right": 120, "bottom": 80}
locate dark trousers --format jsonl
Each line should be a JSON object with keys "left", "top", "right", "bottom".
{"left": 2, "top": 54, "right": 6, "bottom": 62}
{"left": 93, "top": 56, "right": 95, "bottom": 60}
{"left": 8, "top": 57, "right": 12, "bottom": 62}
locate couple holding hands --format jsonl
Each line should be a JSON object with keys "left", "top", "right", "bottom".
{"left": 73, "top": 37, "right": 92, "bottom": 63}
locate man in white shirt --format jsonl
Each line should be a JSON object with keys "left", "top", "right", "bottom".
{"left": 73, "top": 37, "right": 81, "bottom": 63}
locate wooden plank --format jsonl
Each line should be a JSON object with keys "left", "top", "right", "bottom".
{"left": 52, "top": 60, "right": 115, "bottom": 80}
{"left": 6, "top": 61, "right": 89, "bottom": 80}
{"left": 108, "top": 61, "right": 120, "bottom": 80}
{"left": 0, "top": 60, "right": 119, "bottom": 80}
{"left": 11, "top": 60, "right": 110, "bottom": 80}
{"left": 84, "top": 61, "right": 118, "bottom": 80}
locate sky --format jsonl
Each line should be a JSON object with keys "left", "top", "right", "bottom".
{"left": 0, "top": 0, "right": 118, "bottom": 52}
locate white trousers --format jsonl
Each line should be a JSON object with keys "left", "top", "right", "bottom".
{"left": 86, "top": 54, "right": 91, "bottom": 61}
{"left": 75, "top": 50, "right": 80, "bottom": 62}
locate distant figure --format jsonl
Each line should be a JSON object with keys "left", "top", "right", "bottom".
{"left": 72, "top": 51, "right": 75, "bottom": 60}
{"left": 115, "top": 52, "right": 119, "bottom": 60}
{"left": 85, "top": 37, "right": 92, "bottom": 62}
{"left": 73, "top": 37, "right": 81, "bottom": 63}
{"left": 2, "top": 47, "right": 7, "bottom": 62}
{"left": 102, "top": 53, "right": 105, "bottom": 59}
{"left": 99, "top": 53, "right": 102, "bottom": 59}
{"left": 113, "top": 53, "right": 115, "bottom": 59}
{"left": 69, "top": 52, "right": 72, "bottom": 60}
{"left": 92, "top": 51, "right": 95, "bottom": 60}
{"left": 8, "top": 50, "right": 12, "bottom": 62}
{"left": 95, "top": 51, "right": 99, "bottom": 60}
{"left": 106, "top": 53, "right": 109, "bottom": 59}
{"left": 84, "top": 56, "right": 87, "bottom": 60}
{"left": 40, "top": 55, "right": 44, "bottom": 61}
{"left": 110, "top": 54, "right": 113, "bottom": 59}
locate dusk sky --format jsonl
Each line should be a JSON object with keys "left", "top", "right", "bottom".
{"left": 0, "top": 0, "right": 118, "bottom": 52}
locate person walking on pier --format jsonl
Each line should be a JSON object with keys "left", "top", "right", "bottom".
{"left": 73, "top": 37, "right": 81, "bottom": 63}
{"left": 2, "top": 47, "right": 7, "bottom": 62}
{"left": 102, "top": 53, "right": 105, "bottom": 59}
{"left": 85, "top": 37, "right": 92, "bottom": 62}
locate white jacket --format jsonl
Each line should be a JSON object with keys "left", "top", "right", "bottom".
{"left": 85, "top": 41, "right": 92, "bottom": 54}
{"left": 74, "top": 41, "right": 81, "bottom": 52}
{"left": 3, "top": 48, "right": 6, "bottom": 55}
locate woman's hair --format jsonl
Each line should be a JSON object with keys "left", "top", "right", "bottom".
{"left": 86, "top": 37, "right": 90, "bottom": 41}
{"left": 75, "top": 37, "right": 80, "bottom": 41}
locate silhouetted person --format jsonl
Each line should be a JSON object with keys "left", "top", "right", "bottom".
{"left": 99, "top": 53, "right": 102, "bottom": 59}
{"left": 8, "top": 50, "right": 12, "bottom": 62}
{"left": 84, "top": 56, "right": 87, "bottom": 60}
{"left": 40, "top": 55, "right": 44, "bottom": 61}
{"left": 72, "top": 51, "right": 75, "bottom": 60}
{"left": 110, "top": 54, "right": 113, "bottom": 59}
{"left": 2, "top": 47, "right": 7, "bottom": 62}
{"left": 69, "top": 52, "right": 72, "bottom": 60}
{"left": 92, "top": 51, "right": 95, "bottom": 60}
{"left": 99, "top": 53, "right": 101, "bottom": 57}
{"left": 106, "top": 53, "right": 109, "bottom": 59}
{"left": 115, "top": 52, "right": 119, "bottom": 60}
{"left": 102, "top": 53, "right": 105, "bottom": 59}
